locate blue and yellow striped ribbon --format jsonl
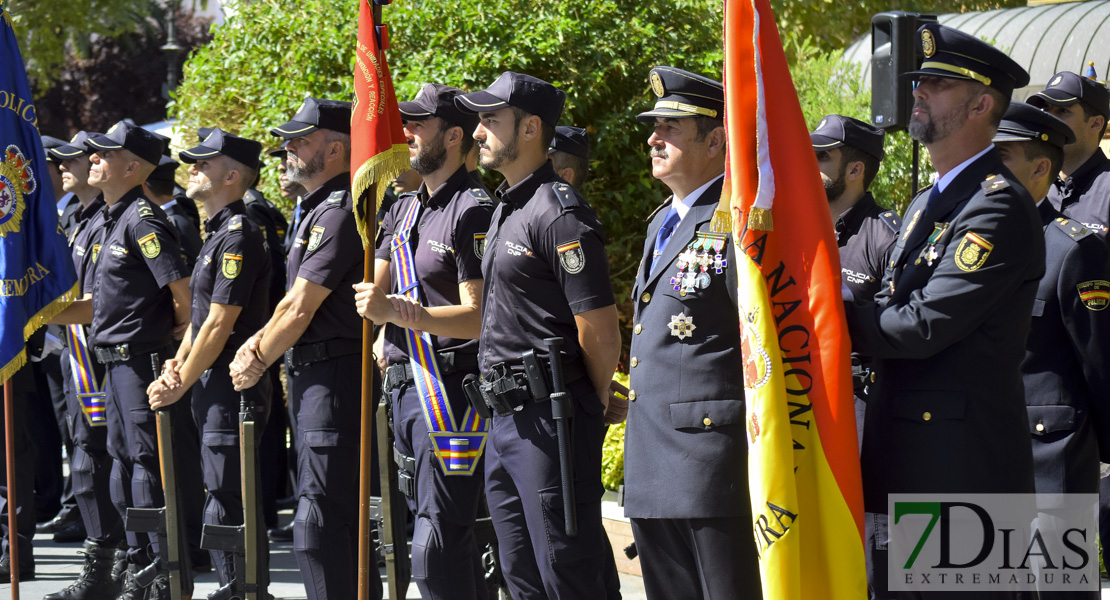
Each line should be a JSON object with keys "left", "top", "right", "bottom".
{"left": 65, "top": 324, "right": 106, "bottom": 426}
{"left": 390, "top": 198, "right": 487, "bottom": 476}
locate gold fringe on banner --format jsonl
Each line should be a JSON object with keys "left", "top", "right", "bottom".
{"left": 747, "top": 206, "right": 773, "bottom": 231}
{"left": 352, "top": 143, "right": 410, "bottom": 248}
{"left": 0, "top": 283, "right": 78, "bottom": 386}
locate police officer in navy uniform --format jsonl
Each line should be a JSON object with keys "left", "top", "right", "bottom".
{"left": 356, "top": 83, "right": 493, "bottom": 600}
{"left": 145, "top": 128, "right": 273, "bottom": 593}
{"left": 69, "top": 120, "right": 194, "bottom": 599}
{"left": 455, "top": 72, "right": 623, "bottom": 599}
{"left": 622, "top": 66, "right": 761, "bottom": 599}
{"left": 842, "top": 25, "right": 1040, "bottom": 598}
{"left": 811, "top": 115, "right": 899, "bottom": 446}
{"left": 1028, "top": 71, "right": 1110, "bottom": 240}
{"left": 229, "top": 98, "right": 377, "bottom": 600}
{"left": 548, "top": 126, "right": 589, "bottom": 189}
{"left": 44, "top": 133, "right": 128, "bottom": 600}
{"left": 992, "top": 103, "right": 1110, "bottom": 600}
{"left": 144, "top": 156, "right": 203, "bottom": 269}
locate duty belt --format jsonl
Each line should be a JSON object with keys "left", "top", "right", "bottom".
{"left": 393, "top": 448, "right": 416, "bottom": 498}
{"left": 469, "top": 354, "right": 587, "bottom": 418}
{"left": 382, "top": 351, "right": 479, "bottom": 392}
{"left": 285, "top": 338, "right": 361, "bottom": 369}
{"left": 93, "top": 341, "right": 170, "bottom": 364}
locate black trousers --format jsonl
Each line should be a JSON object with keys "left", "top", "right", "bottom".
{"left": 484, "top": 378, "right": 613, "bottom": 600}
{"left": 192, "top": 359, "right": 271, "bottom": 589}
{"left": 389, "top": 369, "right": 487, "bottom": 600}
{"left": 288, "top": 353, "right": 381, "bottom": 600}
{"left": 630, "top": 516, "right": 762, "bottom": 600}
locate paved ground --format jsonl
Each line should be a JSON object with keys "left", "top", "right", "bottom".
{"left": 1, "top": 509, "right": 648, "bottom": 599}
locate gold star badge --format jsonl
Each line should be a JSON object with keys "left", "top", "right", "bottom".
{"left": 668, "top": 312, "right": 696, "bottom": 340}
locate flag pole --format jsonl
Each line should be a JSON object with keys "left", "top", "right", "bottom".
{"left": 356, "top": 1, "right": 384, "bottom": 595}
{"left": 4, "top": 379, "right": 19, "bottom": 598}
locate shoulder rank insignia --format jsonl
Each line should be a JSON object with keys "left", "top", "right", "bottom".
{"left": 468, "top": 187, "right": 493, "bottom": 206}
{"left": 954, "top": 231, "right": 993, "bottom": 272}
{"left": 556, "top": 239, "right": 585, "bottom": 274}
{"left": 879, "top": 210, "right": 901, "bottom": 234}
{"left": 307, "top": 225, "right": 325, "bottom": 252}
{"left": 228, "top": 215, "right": 243, "bottom": 230}
{"left": 901, "top": 209, "right": 922, "bottom": 241}
{"left": 136, "top": 199, "right": 154, "bottom": 218}
{"left": 1053, "top": 217, "right": 1091, "bottom": 240}
{"left": 327, "top": 190, "right": 345, "bottom": 204}
{"left": 138, "top": 232, "right": 161, "bottom": 259}
{"left": 551, "top": 182, "right": 580, "bottom": 210}
{"left": 981, "top": 174, "right": 1009, "bottom": 195}
{"left": 667, "top": 312, "right": 696, "bottom": 340}
{"left": 474, "top": 233, "right": 487, "bottom": 259}
{"left": 1077, "top": 280, "right": 1110, "bottom": 311}
{"left": 221, "top": 253, "right": 242, "bottom": 279}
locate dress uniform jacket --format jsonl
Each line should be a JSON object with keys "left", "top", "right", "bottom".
{"left": 625, "top": 177, "right": 749, "bottom": 519}
{"left": 1047, "top": 149, "right": 1110, "bottom": 240}
{"left": 1025, "top": 201, "right": 1110, "bottom": 495}
{"left": 845, "top": 149, "right": 1043, "bottom": 512}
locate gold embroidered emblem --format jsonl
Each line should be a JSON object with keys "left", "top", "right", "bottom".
{"left": 221, "top": 253, "right": 242, "bottom": 279}
{"left": 1077, "top": 280, "right": 1110, "bottom": 311}
{"left": 650, "top": 71, "right": 665, "bottom": 98}
{"left": 0, "top": 144, "right": 35, "bottom": 238}
{"left": 138, "top": 232, "right": 161, "bottom": 259}
{"left": 91, "top": 244, "right": 101, "bottom": 263}
{"left": 922, "top": 29, "right": 936, "bottom": 58}
{"left": 954, "top": 232, "right": 993, "bottom": 272}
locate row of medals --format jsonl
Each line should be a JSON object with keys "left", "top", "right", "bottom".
{"left": 669, "top": 232, "right": 729, "bottom": 296}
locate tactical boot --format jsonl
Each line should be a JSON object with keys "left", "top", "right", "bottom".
{"left": 148, "top": 573, "right": 192, "bottom": 600}
{"left": 110, "top": 547, "right": 127, "bottom": 588}
{"left": 44, "top": 540, "right": 120, "bottom": 600}
{"left": 116, "top": 563, "right": 146, "bottom": 600}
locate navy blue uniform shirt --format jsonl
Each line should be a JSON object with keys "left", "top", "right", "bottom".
{"left": 91, "top": 186, "right": 191, "bottom": 348}
{"left": 190, "top": 200, "right": 272, "bottom": 352}
{"left": 162, "top": 198, "right": 203, "bottom": 270}
{"left": 243, "top": 188, "right": 289, "bottom": 306}
{"left": 836, "top": 192, "right": 900, "bottom": 302}
{"left": 285, "top": 173, "right": 364, "bottom": 344}
{"left": 375, "top": 165, "right": 492, "bottom": 365}
{"left": 1048, "top": 148, "right": 1110, "bottom": 239}
{"left": 69, "top": 196, "right": 106, "bottom": 295}
{"left": 479, "top": 161, "right": 614, "bottom": 372}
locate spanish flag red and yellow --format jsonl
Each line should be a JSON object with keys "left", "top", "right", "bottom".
{"left": 719, "top": 0, "right": 866, "bottom": 597}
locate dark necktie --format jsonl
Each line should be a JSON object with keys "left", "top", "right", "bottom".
{"left": 650, "top": 207, "right": 680, "bottom": 274}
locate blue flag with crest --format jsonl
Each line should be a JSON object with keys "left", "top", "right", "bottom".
{"left": 0, "top": 2, "right": 79, "bottom": 385}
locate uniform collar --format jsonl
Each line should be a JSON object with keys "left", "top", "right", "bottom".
{"left": 834, "top": 192, "right": 878, "bottom": 238}
{"left": 107, "top": 186, "right": 145, "bottom": 221}
{"left": 670, "top": 174, "right": 723, "bottom": 220}
{"left": 420, "top": 165, "right": 470, "bottom": 208}
{"left": 936, "top": 145, "right": 994, "bottom": 193}
{"left": 496, "top": 161, "right": 557, "bottom": 207}
{"left": 1036, "top": 196, "right": 1061, "bottom": 227}
{"left": 1058, "top": 148, "right": 1110, "bottom": 193}
{"left": 204, "top": 200, "right": 247, "bottom": 233}
{"left": 301, "top": 172, "right": 351, "bottom": 214}
{"left": 77, "top": 194, "right": 106, "bottom": 222}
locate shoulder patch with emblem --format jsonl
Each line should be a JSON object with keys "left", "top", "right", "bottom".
{"left": 556, "top": 239, "right": 586, "bottom": 274}
{"left": 879, "top": 210, "right": 901, "bottom": 234}
{"left": 468, "top": 187, "right": 493, "bottom": 206}
{"left": 307, "top": 225, "right": 325, "bottom": 252}
{"left": 91, "top": 244, "right": 101, "bottom": 263}
{"left": 228, "top": 215, "right": 243, "bottom": 231}
{"left": 474, "top": 233, "right": 487, "bottom": 259}
{"left": 221, "top": 253, "right": 242, "bottom": 279}
{"left": 327, "top": 190, "right": 345, "bottom": 204}
{"left": 551, "top": 182, "right": 581, "bottom": 211}
{"left": 1053, "top": 217, "right": 1092, "bottom": 241}
{"left": 981, "top": 174, "right": 1009, "bottom": 195}
{"left": 138, "top": 232, "right": 161, "bottom": 259}
{"left": 954, "top": 231, "right": 993, "bottom": 272}
{"left": 1077, "top": 280, "right": 1110, "bottom": 311}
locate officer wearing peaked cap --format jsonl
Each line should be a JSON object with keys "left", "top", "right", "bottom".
{"left": 993, "top": 103, "right": 1110, "bottom": 600}
{"left": 624, "top": 65, "right": 762, "bottom": 600}
{"left": 842, "top": 24, "right": 1041, "bottom": 598}
{"left": 147, "top": 127, "right": 274, "bottom": 593}
{"left": 455, "top": 72, "right": 623, "bottom": 599}
{"left": 49, "top": 119, "right": 195, "bottom": 598}
{"left": 356, "top": 82, "right": 494, "bottom": 600}
{"left": 228, "top": 98, "right": 378, "bottom": 600}
{"left": 1028, "top": 71, "right": 1110, "bottom": 241}
{"left": 811, "top": 114, "right": 899, "bottom": 447}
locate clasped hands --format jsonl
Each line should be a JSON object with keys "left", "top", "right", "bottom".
{"left": 353, "top": 281, "right": 423, "bottom": 330}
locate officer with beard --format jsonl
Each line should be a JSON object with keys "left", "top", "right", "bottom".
{"left": 356, "top": 82, "right": 493, "bottom": 600}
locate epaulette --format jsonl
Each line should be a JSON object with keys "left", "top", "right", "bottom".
{"left": 467, "top": 187, "right": 494, "bottom": 206}
{"left": 646, "top": 199, "right": 670, "bottom": 223}
{"left": 551, "top": 182, "right": 581, "bottom": 211}
{"left": 399, "top": 191, "right": 419, "bottom": 200}
{"left": 227, "top": 214, "right": 243, "bottom": 231}
{"left": 135, "top": 199, "right": 157, "bottom": 219}
{"left": 327, "top": 190, "right": 345, "bottom": 204}
{"left": 1053, "top": 217, "right": 1093, "bottom": 241}
{"left": 878, "top": 210, "right": 901, "bottom": 234}
{"left": 914, "top": 184, "right": 934, "bottom": 201}
{"left": 981, "top": 174, "right": 1009, "bottom": 195}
